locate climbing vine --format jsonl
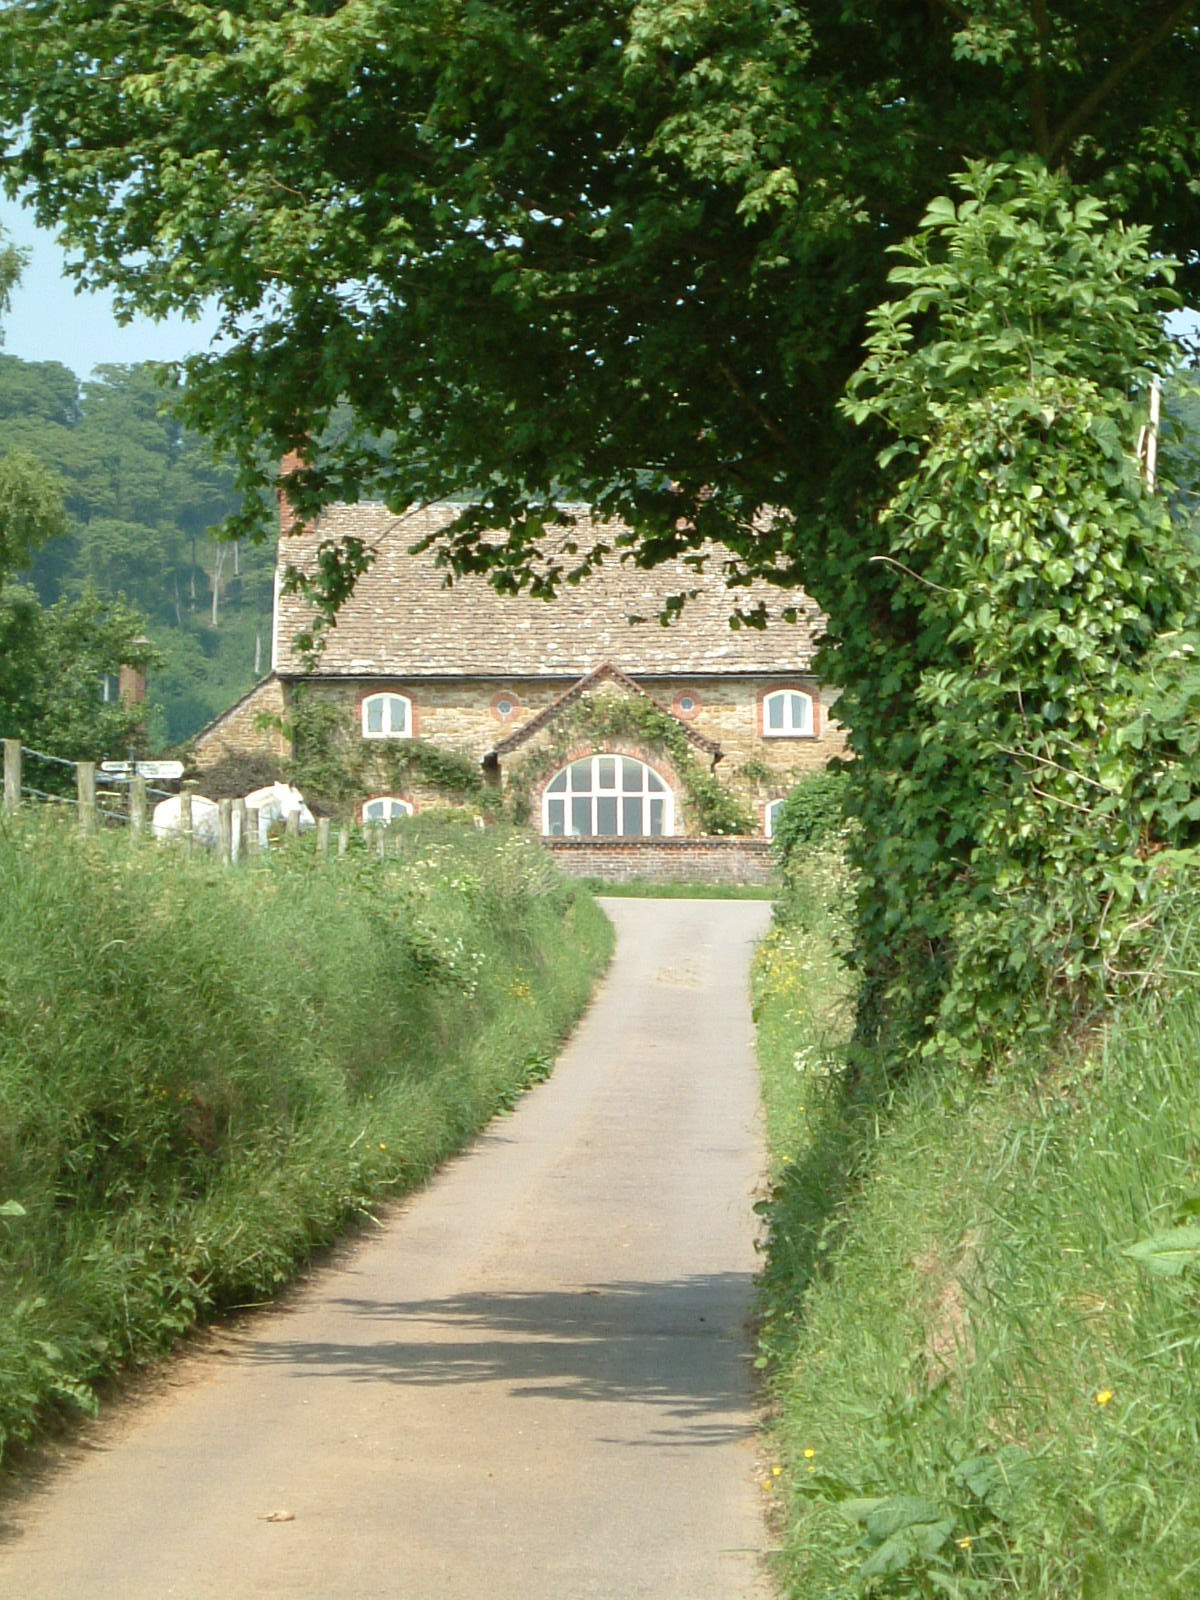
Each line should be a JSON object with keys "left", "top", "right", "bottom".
{"left": 503, "top": 692, "right": 756, "bottom": 836}
{"left": 830, "top": 162, "right": 1198, "bottom": 1066}
{"left": 285, "top": 687, "right": 500, "bottom": 817}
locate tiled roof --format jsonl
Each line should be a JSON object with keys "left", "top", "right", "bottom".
{"left": 274, "top": 502, "right": 825, "bottom": 679}
{"left": 486, "top": 663, "right": 722, "bottom": 762}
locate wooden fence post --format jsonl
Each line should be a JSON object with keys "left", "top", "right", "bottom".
{"left": 377, "top": 827, "right": 386, "bottom": 861}
{"left": 245, "top": 805, "right": 261, "bottom": 858}
{"left": 180, "top": 782, "right": 195, "bottom": 856}
{"left": 316, "top": 816, "right": 330, "bottom": 858}
{"left": 232, "top": 797, "right": 246, "bottom": 864}
{"left": 3, "top": 740, "right": 20, "bottom": 815}
{"left": 77, "top": 761, "right": 96, "bottom": 835}
{"left": 285, "top": 807, "right": 300, "bottom": 842}
{"left": 337, "top": 826, "right": 349, "bottom": 857}
{"left": 129, "top": 775, "right": 147, "bottom": 836}
{"left": 218, "top": 798, "right": 233, "bottom": 866}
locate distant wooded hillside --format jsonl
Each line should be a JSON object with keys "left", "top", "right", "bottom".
{"left": 0, "top": 356, "right": 273, "bottom": 744}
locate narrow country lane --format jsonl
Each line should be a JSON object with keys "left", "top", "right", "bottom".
{"left": 0, "top": 899, "right": 773, "bottom": 1599}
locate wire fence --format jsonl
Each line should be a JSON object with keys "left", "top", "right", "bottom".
{"left": 2, "top": 737, "right": 344, "bottom": 865}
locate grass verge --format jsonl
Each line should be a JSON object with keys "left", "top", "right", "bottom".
{"left": 0, "top": 814, "right": 612, "bottom": 1468}
{"left": 754, "top": 844, "right": 1200, "bottom": 1598}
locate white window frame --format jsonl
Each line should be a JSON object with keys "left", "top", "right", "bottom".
{"left": 762, "top": 688, "right": 815, "bottom": 739}
{"left": 361, "top": 691, "right": 412, "bottom": 740}
{"left": 765, "top": 798, "right": 786, "bottom": 839}
{"left": 541, "top": 755, "right": 674, "bottom": 838}
{"left": 362, "top": 795, "right": 414, "bottom": 825}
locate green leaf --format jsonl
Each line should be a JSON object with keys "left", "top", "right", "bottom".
{"left": 1123, "top": 1226, "right": 1200, "bottom": 1276}
{"left": 0, "top": 1199, "right": 27, "bottom": 1217}
{"left": 837, "top": 1496, "right": 888, "bottom": 1524}
{"left": 864, "top": 1495, "right": 947, "bottom": 1539}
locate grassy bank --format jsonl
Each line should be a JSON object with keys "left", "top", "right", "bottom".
{"left": 754, "top": 844, "right": 1200, "bottom": 1598}
{"left": 0, "top": 815, "right": 611, "bottom": 1466}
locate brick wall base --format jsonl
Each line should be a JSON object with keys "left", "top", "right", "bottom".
{"left": 545, "top": 836, "right": 774, "bottom": 886}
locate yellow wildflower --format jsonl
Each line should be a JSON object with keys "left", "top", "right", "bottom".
{"left": 1095, "top": 1388, "right": 1114, "bottom": 1406}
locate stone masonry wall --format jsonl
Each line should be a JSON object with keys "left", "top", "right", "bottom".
{"left": 293, "top": 674, "right": 845, "bottom": 827}
{"left": 190, "top": 675, "right": 290, "bottom": 774}
{"left": 545, "top": 837, "right": 774, "bottom": 885}
{"left": 194, "top": 672, "right": 846, "bottom": 829}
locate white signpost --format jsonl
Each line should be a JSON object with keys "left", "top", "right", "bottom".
{"left": 99, "top": 760, "right": 186, "bottom": 781}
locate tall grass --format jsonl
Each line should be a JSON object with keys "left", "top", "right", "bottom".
{"left": 755, "top": 845, "right": 1200, "bottom": 1598}
{"left": 0, "top": 814, "right": 611, "bottom": 1465}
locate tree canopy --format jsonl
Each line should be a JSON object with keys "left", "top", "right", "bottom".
{"left": 1, "top": 0, "right": 1196, "bottom": 583}
{"left": 0, "top": 356, "right": 276, "bottom": 741}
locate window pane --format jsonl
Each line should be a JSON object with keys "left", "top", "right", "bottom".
{"left": 547, "top": 798, "right": 565, "bottom": 836}
{"left": 388, "top": 696, "right": 407, "bottom": 733}
{"left": 622, "top": 797, "right": 644, "bottom": 836}
{"left": 571, "top": 797, "right": 592, "bottom": 836}
{"left": 597, "top": 756, "right": 617, "bottom": 790}
{"left": 621, "top": 758, "right": 642, "bottom": 793}
{"left": 364, "top": 799, "right": 382, "bottom": 820}
{"left": 767, "top": 695, "right": 784, "bottom": 731}
{"left": 570, "top": 759, "right": 592, "bottom": 792}
{"left": 366, "top": 698, "right": 383, "bottom": 733}
{"left": 596, "top": 796, "right": 618, "bottom": 836}
{"left": 789, "top": 694, "right": 805, "bottom": 731}
{"left": 546, "top": 770, "right": 567, "bottom": 793}
{"left": 647, "top": 770, "right": 665, "bottom": 792}
{"left": 650, "top": 798, "right": 664, "bottom": 836}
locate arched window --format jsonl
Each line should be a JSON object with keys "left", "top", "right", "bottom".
{"left": 363, "top": 795, "right": 413, "bottom": 824}
{"left": 762, "top": 688, "right": 814, "bottom": 738}
{"left": 765, "top": 798, "right": 786, "bottom": 839}
{"left": 542, "top": 755, "right": 673, "bottom": 838}
{"left": 361, "top": 691, "right": 412, "bottom": 739}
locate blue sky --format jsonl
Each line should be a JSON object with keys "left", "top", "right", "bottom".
{"left": 0, "top": 196, "right": 223, "bottom": 378}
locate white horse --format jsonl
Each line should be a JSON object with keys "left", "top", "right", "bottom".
{"left": 151, "top": 792, "right": 221, "bottom": 845}
{"left": 244, "top": 783, "right": 316, "bottom": 839}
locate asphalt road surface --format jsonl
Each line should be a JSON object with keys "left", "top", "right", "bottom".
{"left": 0, "top": 897, "right": 773, "bottom": 1599}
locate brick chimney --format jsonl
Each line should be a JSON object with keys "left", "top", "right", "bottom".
{"left": 119, "top": 637, "right": 151, "bottom": 705}
{"left": 278, "top": 447, "right": 313, "bottom": 538}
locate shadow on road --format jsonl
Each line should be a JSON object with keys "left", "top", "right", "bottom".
{"left": 243, "top": 1273, "right": 756, "bottom": 1447}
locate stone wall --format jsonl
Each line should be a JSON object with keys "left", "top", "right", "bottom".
{"left": 545, "top": 836, "right": 774, "bottom": 885}
{"left": 191, "top": 671, "right": 847, "bottom": 828}
{"left": 190, "top": 675, "right": 290, "bottom": 776}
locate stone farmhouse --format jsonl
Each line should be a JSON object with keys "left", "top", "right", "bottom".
{"left": 191, "top": 498, "right": 846, "bottom": 854}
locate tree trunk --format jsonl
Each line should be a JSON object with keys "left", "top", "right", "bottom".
{"left": 211, "top": 543, "right": 226, "bottom": 628}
